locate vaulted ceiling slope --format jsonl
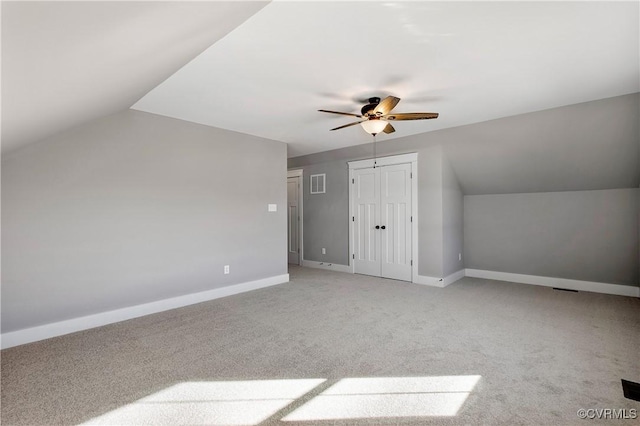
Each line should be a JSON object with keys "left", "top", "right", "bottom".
{"left": 288, "top": 93, "right": 639, "bottom": 195}
{"left": 1, "top": 1, "right": 269, "bottom": 153}
{"left": 444, "top": 94, "right": 639, "bottom": 194}
{"left": 133, "top": 1, "right": 639, "bottom": 158}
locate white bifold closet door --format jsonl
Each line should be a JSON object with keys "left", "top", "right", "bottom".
{"left": 353, "top": 163, "right": 412, "bottom": 281}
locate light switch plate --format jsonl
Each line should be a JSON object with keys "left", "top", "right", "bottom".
{"left": 268, "top": 204, "right": 277, "bottom": 212}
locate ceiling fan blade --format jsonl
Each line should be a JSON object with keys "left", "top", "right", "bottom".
{"left": 373, "top": 96, "right": 401, "bottom": 115}
{"left": 330, "top": 119, "right": 367, "bottom": 131}
{"left": 383, "top": 123, "right": 395, "bottom": 134}
{"left": 318, "top": 109, "right": 363, "bottom": 118}
{"left": 383, "top": 112, "right": 439, "bottom": 121}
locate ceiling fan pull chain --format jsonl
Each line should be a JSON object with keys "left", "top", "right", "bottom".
{"left": 373, "top": 134, "right": 377, "bottom": 168}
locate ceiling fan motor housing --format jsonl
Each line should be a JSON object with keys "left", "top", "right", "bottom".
{"left": 361, "top": 97, "right": 381, "bottom": 116}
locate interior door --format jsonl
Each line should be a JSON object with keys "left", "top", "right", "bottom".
{"left": 287, "top": 176, "right": 300, "bottom": 264}
{"left": 352, "top": 164, "right": 412, "bottom": 281}
{"left": 380, "top": 163, "right": 412, "bottom": 281}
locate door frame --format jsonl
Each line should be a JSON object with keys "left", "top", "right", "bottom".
{"left": 347, "top": 153, "right": 418, "bottom": 282}
{"left": 287, "top": 169, "right": 304, "bottom": 265}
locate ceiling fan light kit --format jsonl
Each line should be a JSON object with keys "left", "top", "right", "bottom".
{"left": 318, "top": 95, "right": 439, "bottom": 136}
{"left": 361, "top": 119, "right": 389, "bottom": 135}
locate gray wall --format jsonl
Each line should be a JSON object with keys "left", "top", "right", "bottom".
{"left": 418, "top": 146, "right": 445, "bottom": 277}
{"left": 297, "top": 161, "right": 349, "bottom": 265}
{"left": 464, "top": 189, "right": 639, "bottom": 286}
{"left": 442, "top": 155, "right": 464, "bottom": 276}
{"left": 1, "top": 110, "right": 288, "bottom": 332}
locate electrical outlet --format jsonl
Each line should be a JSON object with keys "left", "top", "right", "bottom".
{"left": 322, "top": 248, "right": 326, "bottom": 254}
{"left": 459, "top": 253, "right": 462, "bottom": 261}
{"left": 224, "top": 265, "right": 230, "bottom": 274}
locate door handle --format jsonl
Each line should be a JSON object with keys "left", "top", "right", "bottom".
{"left": 375, "top": 225, "right": 380, "bottom": 229}
{"left": 381, "top": 226, "right": 386, "bottom": 229}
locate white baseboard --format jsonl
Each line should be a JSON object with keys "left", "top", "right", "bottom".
{"left": 1, "top": 274, "right": 290, "bottom": 349}
{"left": 465, "top": 269, "right": 640, "bottom": 298}
{"left": 302, "top": 259, "right": 351, "bottom": 273}
{"left": 414, "top": 270, "right": 465, "bottom": 288}
{"left": 414, "top": 274, "right": 445, "bottom": 287}
{"left": 443, "top": 269, "right": 466, "bottom": 287}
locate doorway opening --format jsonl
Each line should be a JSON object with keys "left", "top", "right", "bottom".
{"left": 287, "top": 169, "right": 303, "bottom": 266}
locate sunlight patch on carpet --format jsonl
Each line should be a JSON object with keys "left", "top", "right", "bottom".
{"left": 282, "top": 375, "right": 481, "bottom": 421}
{"left": 81, "top": 379, "right": 325, "bottom": 425}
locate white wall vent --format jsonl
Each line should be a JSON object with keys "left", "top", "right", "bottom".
{"left": 310, "top": 174, "right": 326, "bottom": 194}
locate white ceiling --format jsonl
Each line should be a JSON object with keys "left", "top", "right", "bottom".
{"left": 1, "top": 1, "right": 269, "bottom": 153}
{"left": 132, "top": 1, "right": 639, "bottom": 158}
{"left": 3, "top": 1, "right": 638, "bottom": 160}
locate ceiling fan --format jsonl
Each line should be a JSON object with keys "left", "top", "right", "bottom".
{"left": 318, "top": 96, "right": 439, "bottom": 136}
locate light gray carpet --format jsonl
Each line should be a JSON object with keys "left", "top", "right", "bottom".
{"left": 2, "top": 266, "right": 639, "bottom": 425}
